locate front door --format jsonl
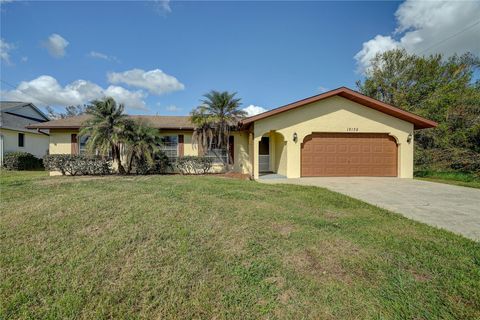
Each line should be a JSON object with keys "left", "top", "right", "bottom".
{"left": 259, "top": 136, "right": 270, "bottom": 172}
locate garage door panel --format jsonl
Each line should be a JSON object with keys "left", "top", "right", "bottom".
{"left": 301, "top": 133, "right": 397, "bottom": 177}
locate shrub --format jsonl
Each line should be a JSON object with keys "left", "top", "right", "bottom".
{"left": 2, "top": 152, "right": 43, "bottom": 170}
{"left": 43, "top": 154, "right": 111, "bottom": 176}
{"left": 128, "top": 151, "right": 172, "bottom": 175}
{"left": 175, "top": 156, "right": 213, "bottom": 175}
{"left": 148, "top": 151, "right": 172, "bottom": 174}
{"left": 415, "top": 147, "right": 480, "bottom": 173}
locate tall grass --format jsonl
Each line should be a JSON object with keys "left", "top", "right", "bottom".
{"left": 414, "top": 169, "right": 480, "bottom": 188}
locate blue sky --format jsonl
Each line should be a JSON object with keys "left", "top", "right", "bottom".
{"left": 1, "top": 1, "right": 478, "bottom": 116}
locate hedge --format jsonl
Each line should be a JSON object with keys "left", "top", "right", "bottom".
{"left": 2, "top": 152, "right": 43, "bottom": 170}
{"left": 43, "top": 154, "right": 112, "bottom": 176}
{"left": 175, "top": 156, "right": 213, "bottom": 174}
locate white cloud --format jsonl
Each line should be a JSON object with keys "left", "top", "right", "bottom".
{"left": 43, "top": 33, "right": 69, "bottom": 58}
{"left": 165, "top": 105, "right": 181, "bottom": 112}
{"left": 355, "top": 0, "right": 480, "bottom": 72}
{"left": 107, "top": 68, "right": 184, "bottom": 95}
{"left": 104, "top": 86, "right": 146, "bottom": 110}
{"left": 0, "top": 38, "right": 14, "bottom": 64}
{"left": 0, "top": 75, "right": 147, "bottom": 110}
{"left": 355, "top": 35, "right": 400, "bottom": 72}
{"left": 154, "top": 0, "right": 171, "bottom": 15}
{"left": 243, "top": 104, "right": 267, "bottom": 117}
{"left": 317, "top": 86, "right": 329, "bottom": 93}
{"left": 21, "top": 56, "right": 28, "bottom": 62}
{"left": 88, "top": 51, "right": 119, "bottom": 63}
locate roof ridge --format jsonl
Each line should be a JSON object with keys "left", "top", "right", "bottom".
{"left": 241, "top": 86, "right": 437, "bottom": 129}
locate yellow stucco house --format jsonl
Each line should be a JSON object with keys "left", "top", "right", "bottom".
{"left": 28, "top": 87, "right": 437, "bottom": 179}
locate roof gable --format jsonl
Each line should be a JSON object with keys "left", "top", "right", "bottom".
{"left": 0, "top": 101, "right": 49, "bottom": 121}
{"left": 241, "top": 87, "right": 437, "bottom": 129}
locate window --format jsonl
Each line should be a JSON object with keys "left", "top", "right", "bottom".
{"left": 204, "top": 138, "right": 228, "bottom": 164}
{"left": 205, "top": 147, "right": 228, "bottom": 164}
{"left": 159, "top": 135, "right": 178, "bottom": 158}
{"left": 79, "top": 136, "right": 89, "bottom": 154}
{"left": 18, "top": 133, "right": 24, "bottom": 147}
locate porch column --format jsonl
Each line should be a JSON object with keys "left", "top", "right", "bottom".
{"left": 253, "top": 136, "right": 261, "bottom": 179}
{"left": 269, "top": 131, "right": 276, "bottom": 172}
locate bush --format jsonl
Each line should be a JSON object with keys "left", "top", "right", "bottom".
{"left": 43, "top": 154, "right": 111, "bottom": 176}
{"left": 128, "top": 151, "right": 172, "bottom": 175}
{"left": 149, "top": 151, "right": 172, "bottom": 174}
{"left": 2, "top": 152, "right": 43, "bottom": 170}
{"left": 175, "top": 156, "right": 213, "bottom": 175}
{"left": 415, "top": 147, "right": 480, "bottom": 173}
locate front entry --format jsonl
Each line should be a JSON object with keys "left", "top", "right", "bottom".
{"left": 259, "top": 136, "right": 270, "bottom": 172}
{"left": 301, "top": 133, "right": 398, "bottom": 177}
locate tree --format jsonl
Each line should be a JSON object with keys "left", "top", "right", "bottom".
{"left": 191, "top": 107, "right": 214, "bottom": 156}
{"left": 46, "top": 105, "right": 90, "bottom": 119}
{"left": 79, "top": 97, "right": 131, "bottom": 174}
{"left": 123, "top": 121, "right": 161, "bottom": 174}
{"left": 190, "top": 91, "right": 247, "bottom": 165}
{"left": 357, "top": 49, "right": 480, "bottom": 171}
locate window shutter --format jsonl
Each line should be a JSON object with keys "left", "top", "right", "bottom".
{"left": 71, "top": 134, "right": 78, "bottom": 155}
{"left": 178, "top": 134, "right": 184, "bottom": 157}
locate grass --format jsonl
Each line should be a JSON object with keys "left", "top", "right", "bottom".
{"left": 415, "top": 169, "right": 480, "bottom": 189}
{"left": 1, "top": 171, "right": 479, "bottom": 319}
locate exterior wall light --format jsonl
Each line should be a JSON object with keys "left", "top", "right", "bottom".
{"left": 293, "top": 132, "right": 298, "bottom": 143}
{"left": 407, "top": 133, "right": 412, "bottom": 144}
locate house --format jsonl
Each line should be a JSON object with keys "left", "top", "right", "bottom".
{"left": 0, "top": 102, "right": 50, "bottom": 166}
{"left": 27, "top": 87, "right": 437, "bottom": 178}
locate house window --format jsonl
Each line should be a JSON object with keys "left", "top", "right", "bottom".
{"left": 18, "top": 133, "right": 24, "bottom": 147}
{"left": 79, "top": 136, "right": 89, "bottom": 154}
{"left": 205, "top": 138, "right": 228, "bottom": 164}
{"left": 160, "top": 135, "right": 178, "bottom": 159}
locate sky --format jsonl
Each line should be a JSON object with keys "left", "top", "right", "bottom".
{"left": 1, "top": 0, "right": 479, "bottom": 116}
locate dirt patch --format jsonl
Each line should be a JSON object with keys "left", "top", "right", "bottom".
{"left": 35, "top": 175, "right": 118, "bottom": 186}
{"left": 410, "top": 269, "right": 432, "bottom": 282}
{"left": 265, "top": 276, "right": 286, "bottom": 289}
{"left": 323, "top": 211, "right": 344, "bottom": 220}
{"left": 214, "top": 172, "right": 252, "bottom": 180}
{"left": 284, "top": 239, "right": 364, "bottom": 283}
{"left": 77, "top": 220, "right": 115, "bottom": 237}
{"left": 271, "top": 222, "right": 296, "bottom": 237}
{"left": 278, "top": 289, "right": 296, "bottom": 304}
{"left": 265, "top": 276, "right": 296, "bottom": 305}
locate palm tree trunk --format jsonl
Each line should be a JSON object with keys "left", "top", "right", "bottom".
{"left": 115, "top": 145, "right": 126, "bottom": 174}
{"left": 127, "top": 152, "right": 134, "bottom": 174}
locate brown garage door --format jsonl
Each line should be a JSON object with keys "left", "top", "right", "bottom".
{"left": 301, "top": 133, "right": 397, "bottom": 177}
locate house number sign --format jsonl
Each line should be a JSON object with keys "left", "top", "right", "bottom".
{"left": 346, "top": 127, "right": 359, "bottom": 132}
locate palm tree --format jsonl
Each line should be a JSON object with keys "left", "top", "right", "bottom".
{"left": 190, "top": 91, "right": 247, "bottom": 165}
{"left": 191, "top": 107, "right": 214, "bottom": 156}
{"left": 124, "top": 121, "right": 161, "bottom": 174}
{"left": 80, "top": 97, "right": 130, "bottom": 174}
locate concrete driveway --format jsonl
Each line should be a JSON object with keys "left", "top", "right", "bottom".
{"left": 260, "top": 177, "right": 480, "bottom": 241}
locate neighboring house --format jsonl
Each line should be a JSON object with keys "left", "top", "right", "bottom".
{"left": 27, "top": 87, "right": 437, "bottom": 178}
{"left": 0, "top": 102, "right": 50, "bottom": 166}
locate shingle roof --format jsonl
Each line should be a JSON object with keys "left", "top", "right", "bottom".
{"left": 26, "top": 114, "right": 195, "bottom": 130}
{"left": 1, "top": 101, "right": 50, "bottom": 132}
{"left": 0, "top": 101, "right": 31, "bottom": 112}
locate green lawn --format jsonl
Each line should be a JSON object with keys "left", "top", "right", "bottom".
{"left": 1, "top": 171, "right": 479, "bottom": 319}
{"left": 415, "top": 170, "right": 480, "bottom": 189}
